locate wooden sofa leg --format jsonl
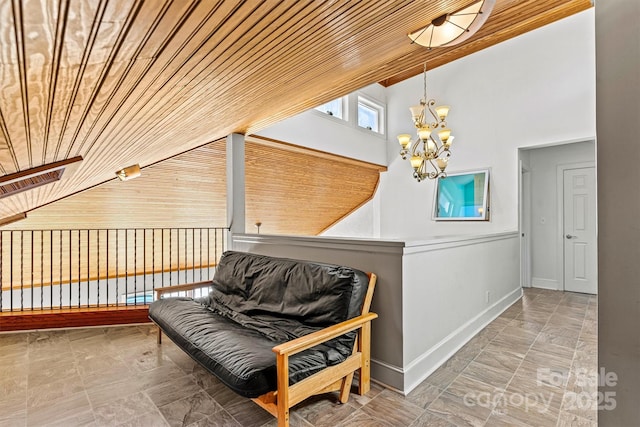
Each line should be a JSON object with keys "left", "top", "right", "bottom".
{"left": 358, "top": 322, "right": 372, "bottom": 395}
{"left": 276, "top": 354, "right": 290, "bottom": 427}
{"left": 157, "top": 327, "right": 162, "bottom": 345}
{"left": 339, "top": 372, "right": 355, "bottom": 403}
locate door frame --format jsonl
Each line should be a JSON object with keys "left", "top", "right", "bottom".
{"left": 519, "top": 161, "right": 532, "bottom": 288}
{"left": 556, "top": 161, "right": 596, "bottom": 291}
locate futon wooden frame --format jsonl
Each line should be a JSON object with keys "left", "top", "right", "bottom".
{"left": 154, "top": 273, "right": 377, "bottom": 427}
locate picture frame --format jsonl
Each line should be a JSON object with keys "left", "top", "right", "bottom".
{"left": 432, "top": 168, "right": 490, "bottom": 221}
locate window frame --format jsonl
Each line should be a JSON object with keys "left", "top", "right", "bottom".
{"left": 314, "top": 96, "right": 348, "bottom": 121}
{"left": 357, "top": 95, "right": 385, "bottom": 135}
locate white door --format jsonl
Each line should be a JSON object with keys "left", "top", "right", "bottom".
{"left": 563, "top": 167, "right": 597, "bottom": 294}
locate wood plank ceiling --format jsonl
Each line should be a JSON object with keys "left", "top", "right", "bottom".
{"left": 0, "top": 0, "right": 592, "bottom": 223}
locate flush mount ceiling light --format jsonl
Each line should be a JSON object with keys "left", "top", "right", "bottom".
{"left": 116, "top": 164, "right": 141, "bottom": 181}
{"left": 408, "top": 0, "right": 496, "bottom": 49}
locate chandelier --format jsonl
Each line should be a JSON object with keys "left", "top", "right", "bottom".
{"left": 397, "top": 64, "right": 454, "bottom": 182}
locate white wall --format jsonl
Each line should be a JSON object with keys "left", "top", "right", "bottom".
{"left": 255, "top": 83, "right": 388, "bottom": 166}
{"left": 321, "top": 199, "right": 376, "bottom": 238}
{"left": 526, "top": 141, "right": 595, "bottom": 290}
{"left": 402, "top": 232, "right": 520, "bottom": 392}
{"left": 379, "top": 9, "right": 595, "bottom": 239}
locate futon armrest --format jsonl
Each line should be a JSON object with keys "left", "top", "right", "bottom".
{"left": 154, "top": 281, "right": 213, "bottom": 299}
{"left": 272, "top": 312, "right": 378, "bottom": 357}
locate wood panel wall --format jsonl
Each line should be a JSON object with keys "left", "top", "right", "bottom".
{"left": 1, "top": 137, "right": 385, "bottom": 291}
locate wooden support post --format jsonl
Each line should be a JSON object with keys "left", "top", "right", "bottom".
{"left": 358, "top": 321, "right": 371, "bottom": 395}
{"left": 276, "top": 353, "right": 290, "bottom": 427}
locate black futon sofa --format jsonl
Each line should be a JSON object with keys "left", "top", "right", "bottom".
{"left": 149, "top": 250, "right": 377, "bottom": 427}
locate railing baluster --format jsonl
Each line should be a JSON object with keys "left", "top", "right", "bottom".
{"left": 68, "top": 229, "right": 72, "bottom": 309}
{"left": 125, "top": 229, "right": 128, "bottom": 306}
{"left": 191, "top": 228, "right": 195, "bottom": 284}
{"left": 215, "top": 229, "right": 219, "bottom": 278}
{"left": 40, "top": 230, "right": 43, "bottom": 310}
{"left": 161, "top": 229, "right": 165, "bottom": 288}
{"left": 116, "top": 230, "right": 119, "bottom": 307}
{"left": 20, "top": 231, "right": 24, "bottom": 311}
{"left": 87, "top": 230, "right": 90, "bottom": 307}
{"left": 59, "top": 231, "right": 62, "bottom": 310}
{"left": 77, "top": 230, "right": 80, "bottom": 308}
{"left": 10, "top": 231, "right": 13, "bottom": 311}
{"left": 49, "top": 230, "right": 52, "bottom": 310}
{"left": 30, "top": 230, "right": 33, "bottom": 311}
{"left": 143, "top": 229, "right": 147, "bottom": 305}
{"left": 185, "top": 228, "right": 188, "bottom": 284}
{"left": 0, "top": 231, "right": 3, "bottom": 312}
{"left": 152, "top": 229, "right": 155, "bottom": 299}
{"left": 176, "top": 228, "right": 180, "bottom": 285}
{"left": 106, "top": 230, "right": 109, "bottom": 307}
{"left": 97, "top": 230, "right": 100, "bottom": 308}
{"left": 134, "top": 229, "right": 137, "bottom": 306}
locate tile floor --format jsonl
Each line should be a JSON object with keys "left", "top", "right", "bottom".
{"left": 0, "top": 288, "right": 597, "bottom": 427}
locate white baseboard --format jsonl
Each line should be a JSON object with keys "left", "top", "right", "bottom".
{"left": 531, "top": 277, "right": 560, "bottom": 290}
{"left": 402, "top": 286, "right": 523, "bottom": 394}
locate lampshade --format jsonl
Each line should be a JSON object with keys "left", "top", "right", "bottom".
{"left": 408, "top": 0, "right": 496, "bottom": 49}
{"left": 438, "top": 128, "right": 451, "bottom": 143}
{"left": 410, "top": 156, "right": 423, "bottom": 170}
{"left": 435, "top": 105, "right": 450, "bottom": 120}
{"left": 445, "top": 135, "right": 455, "bottom": 148}
{"left": 418, "top": 126, "right": 432, "bottom": 141}
{"left": 397, "top": 134, "right": 412, "bottom": 148}
{"left": 409, "top": 105, "right": 424, "bottom": 122}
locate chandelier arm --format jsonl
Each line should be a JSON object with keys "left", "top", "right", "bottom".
{"left": 427, "top": 157, "right": 440, "bottom": 175}
{"left": 409, "top": 138, "right": 422, "bottom": 157}
{"left": 423, "top": 160, "right": 437, "bottom": 181}
{"left": 435, "top": 144, "right": 448, "bottom": 158}
{"left": 426, "top": 99, "right": 443, "bottom": 128}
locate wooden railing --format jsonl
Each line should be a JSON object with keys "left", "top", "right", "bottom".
{"left": 0, "top": 227, "right": 229, "bottom": 312}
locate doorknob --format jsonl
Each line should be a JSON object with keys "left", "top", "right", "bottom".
{"left": 566, "top": 234, "right": 577, "bottom": 239}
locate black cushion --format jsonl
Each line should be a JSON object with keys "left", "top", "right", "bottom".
{"left": 148, "top": 251, "right": 370, "bottom": 398}
{"left": 211, "top": 251, "right": 357, "bottom": 326}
